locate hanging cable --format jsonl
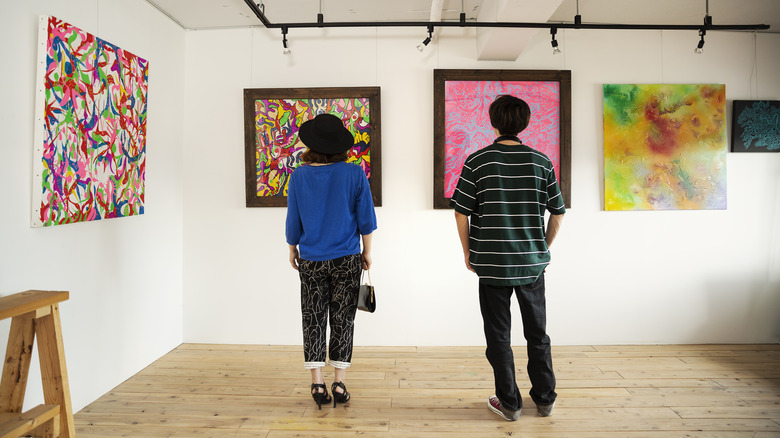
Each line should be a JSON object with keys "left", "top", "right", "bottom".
{"left": 574, "top": 0, "right": 582, "bottom": 26}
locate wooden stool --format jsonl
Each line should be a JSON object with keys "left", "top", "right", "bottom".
{"left": 0, "top": 291, "right": 74, "bottom": 437}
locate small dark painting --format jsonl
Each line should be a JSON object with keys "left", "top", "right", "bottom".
{"left": 731, "top": 100, "right": 780, "bottom": 153}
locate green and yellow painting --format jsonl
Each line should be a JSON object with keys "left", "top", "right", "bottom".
{"left": 603, "top": 84, "right": 726, "bottom": 211}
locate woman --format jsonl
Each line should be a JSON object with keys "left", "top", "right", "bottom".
{"left": 285, "top": 113, "right": 377, "bottom": 409}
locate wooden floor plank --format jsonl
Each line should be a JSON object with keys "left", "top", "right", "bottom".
{"left": 75, "top": 344, "right": 780, "bottom": 437}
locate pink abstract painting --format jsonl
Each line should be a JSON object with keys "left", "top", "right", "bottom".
{"left": 444, "top": 81, "right": 561, "bottom": 198}
{"left": 32, "top": 16, "right": 148, "bottom": 227}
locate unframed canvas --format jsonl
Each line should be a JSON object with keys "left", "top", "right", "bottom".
{"left": 31, "top": 16, "right": 148, "bottom": 227}
{"left": 603, "top": 84, "right": 727, "bottom": 211}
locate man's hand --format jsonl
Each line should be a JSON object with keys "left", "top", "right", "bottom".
{"left": 455, "top": 211, "right": 475, "bottom": 273}
{"left": 464, "top": 254, "right": 475, "bottom": 272}
{"left": 545, "top": 213, "right": 564, "bottom": 247}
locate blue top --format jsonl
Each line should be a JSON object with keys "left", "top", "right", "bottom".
{"left": 285, "top": 161, "right": 377, "bottom": 261}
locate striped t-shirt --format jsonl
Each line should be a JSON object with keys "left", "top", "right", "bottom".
{"left": 450, "top": 141, "right": 566, "bottom": 286}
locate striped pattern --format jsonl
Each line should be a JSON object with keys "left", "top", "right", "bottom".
{"left": 451, "top": 142, "right": 565, "bottom": 286}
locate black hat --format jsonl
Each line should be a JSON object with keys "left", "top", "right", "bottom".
{"left": 299, "top": 113, "right": 354, "bottom": 155}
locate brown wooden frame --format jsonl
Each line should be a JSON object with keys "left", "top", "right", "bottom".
{"left": 433, "top": 69, "right": 571, "bottom": 209}
{"left": 243, "top": 87, "right": 382, "bottom": 207}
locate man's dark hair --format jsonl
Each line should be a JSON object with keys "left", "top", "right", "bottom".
{"left": 489, "top": 95, "right": 531, "bottom": 136}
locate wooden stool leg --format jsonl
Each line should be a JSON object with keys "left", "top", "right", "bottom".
{"left": 0, "top": 312, "right": 36, "bottom": 414}
{"left": 35, "top": 304, "right": 74, "bottom": 437}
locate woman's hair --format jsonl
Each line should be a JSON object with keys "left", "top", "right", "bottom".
{"left": 489, "top": 95, "right": 531, "bottom": 136}
{"left": 301, "top": 148, "right": 349, "bottom": 164}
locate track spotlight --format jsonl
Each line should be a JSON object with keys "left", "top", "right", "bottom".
{"left": 694, "top": 29, "right": 705, "bottom": 54}
{"left": 281, "top": 27, "right": 291, "bottom": 55}
{"left": 550, "top": 28, "right": 561, "bottom": 55}
{"left": 416, "top": 25, "right": 434, "bottom": 52}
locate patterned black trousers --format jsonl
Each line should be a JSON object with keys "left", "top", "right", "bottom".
{"left": 299, "top": 253, "right": 362, "bottom": 369}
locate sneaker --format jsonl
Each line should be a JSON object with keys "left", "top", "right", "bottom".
{"left": 487, "top": 395, "right": 521, "bottom": 421}
{"left": 536, "top": 401, "right": 555, "bottom": 417}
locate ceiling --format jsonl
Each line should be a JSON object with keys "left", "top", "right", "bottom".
{"left": 146, "top": 0, "right": 779, "bottom": 32}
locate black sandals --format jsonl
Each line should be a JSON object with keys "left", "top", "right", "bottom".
{"left": 311, "top": 383, "right": 331, "bottom": 410}
{"left": 331, "top": 381, "right": 351, "bottom": 407}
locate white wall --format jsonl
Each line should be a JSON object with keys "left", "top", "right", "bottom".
{"left": 183, "top": 25, "right": 780, "bottom": 347}
{"left": 0, "top": 0, "right": 185, "bottom": 411}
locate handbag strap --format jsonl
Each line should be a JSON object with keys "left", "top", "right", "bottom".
{"left": 361, "top": 269, "right": 372, "bottom": 285}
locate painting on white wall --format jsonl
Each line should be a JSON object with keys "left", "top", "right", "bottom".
{"left": 31, "top": 16, "right": 149, "bottom": 227}
{"left": 603, "top": 84, "right": 727, "bottom": 211}
{"left": 731, "top": 100, "right": 780, "bottom": 153}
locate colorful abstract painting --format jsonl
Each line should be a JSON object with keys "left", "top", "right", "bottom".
{"left": 31, "top": 16, "right": 148, "bottom": 227}
{"left": 603, "top": 84, "right": 727, "bottom": 211}
{"left": 433, "top": 70, "right": 571, "bottom": 209}
{"left": 243, "top": 88, "right": 382, "bottom": 207}
{"left": 444, "top": 81, "right": 561, "bottom": 197}
{"left": 731, "top": 100, "right": 780, "bottom": 153}
{"left": 254, "top": 98, "right": 370, "bottom": 196}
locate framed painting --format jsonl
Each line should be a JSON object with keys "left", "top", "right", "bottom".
{"left": 603, "top": 84, "right": 727, "bottom": 211}
{"left": 31, "top": 16, "right": 149, "bottom": 227}
{"left": 731, "top": 100, "right": 780, "bottom": 153}
{"left": 243, "top": 87, "right": 381, "bottom": 207}
{"left": 433, "top": 69, "right": 571, "bottom": 209}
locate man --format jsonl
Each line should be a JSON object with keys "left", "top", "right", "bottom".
{"left": 451, "top": 95, "right": 565, "bottom": 421}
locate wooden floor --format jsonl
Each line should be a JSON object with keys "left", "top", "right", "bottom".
{"left": 75, "top": 344, "right": 780, "bottom": 437}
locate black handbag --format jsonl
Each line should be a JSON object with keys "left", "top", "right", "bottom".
{"left": 357, "top": 269, "right": 376, "bottom": 313}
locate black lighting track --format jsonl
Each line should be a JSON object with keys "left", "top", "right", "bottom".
{"left": 243, "top": 0, "right": 769, "bottom": 32}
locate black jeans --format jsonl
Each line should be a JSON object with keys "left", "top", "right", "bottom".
{"left": 479, "top": 274, "right": 557, "bottom": 411}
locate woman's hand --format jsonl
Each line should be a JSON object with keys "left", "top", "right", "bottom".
{"left": 361, "top": 233, "right": 373, "bottom": 270}
{"left": 289, "top": 245, "right": 300, "bottom": 270}
{"left": 361, "top": 251, "right": 372, "bottom": 270}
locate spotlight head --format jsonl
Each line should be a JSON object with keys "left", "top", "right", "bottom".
{"left": 417, "top": 28, "right": 432, "bottom": 52}
{"left": 694, "top": 29, "right": 705, "bottom": 54}
{"left": 416, "top": 38, "right": 431, "bottom": 52}
{"left": 550, "top": 29, "right": 560, "bottom": 55}
{"left": 281, "top": 26, "right": 291, "bottom": 55}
